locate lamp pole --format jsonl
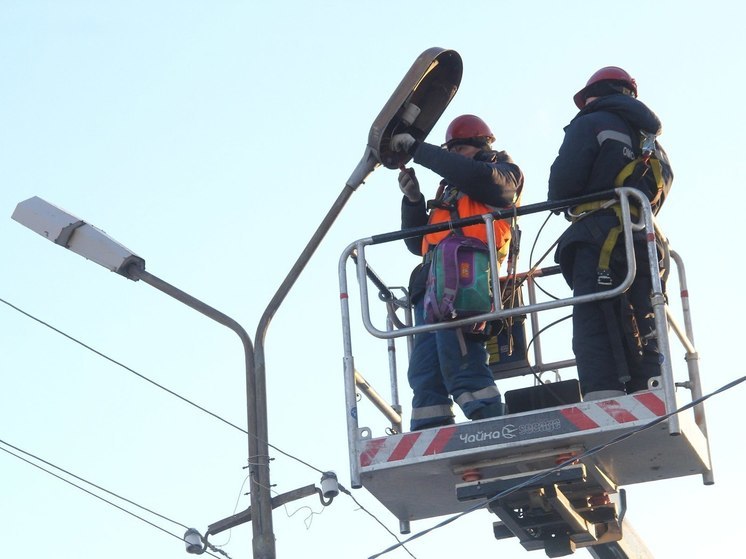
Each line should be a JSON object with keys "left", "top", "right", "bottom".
{"left": 122, "top": 267, "right": 268, "bottom": 558}
{"left": 11, "top": 197, "right": 272, "bottom": 558}
{"left": 250, "top": 183, "right": 359, "bottom": 557}
{"left": 11, "top": 189, "right": 377, "bottom": 558}
{"left": 12, "top": 47, "right": 461, "bottom": 558}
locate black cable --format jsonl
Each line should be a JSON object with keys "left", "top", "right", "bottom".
{"left": 527, "top": 211, "right": 561, "bottom": 301}
{"left": 337, "top": 484, "right": 416, "bottom": 559}
{"left": 525, "top": 313, "right": 573, "bottom": 391}
{"left": 0, "top": 296, "right": 398, "bottom": 550}
{"left": 0, "top": 441, "right": 224, "bottom": 559}
{"left": 0, "top": 296, "right": 325, "bottom": 475}
{"left": 0, "top": 437, "right": 187, "bottom": 529}
{"left": 528, "top": 211, "right": 552, "bottom": 269}
{"left": 532, "top": 277, "right": 561, "bottom": 301}
{"left": 0, "top": 296, "right": 246, "bottom": 434}
{"left": 369, "top": 374, "right": 745, "bottom": 558}
{"left": 525, "top": 313, "right": 572, "bottom": 360}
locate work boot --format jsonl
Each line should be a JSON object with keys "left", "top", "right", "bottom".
{"left": 584, "top": 390, "right": 625, "bottom": 401}
{"left": 469, "top": 402, "right": 504, "bottom": 420}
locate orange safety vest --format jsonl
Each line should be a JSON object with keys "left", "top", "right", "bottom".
{"left": 421, "top": 194, "right": 513, "bottom": 263}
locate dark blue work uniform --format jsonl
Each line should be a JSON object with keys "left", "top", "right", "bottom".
{"left": 548, "top": 94, "right": 673, "bottom": 396}
{"left": 402, "top": 142, "right": 523, "bottom": 430}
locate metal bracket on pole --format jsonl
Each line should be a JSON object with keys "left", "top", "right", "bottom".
{"left": 206, "top": 484, "right": 319, "bottom": 537}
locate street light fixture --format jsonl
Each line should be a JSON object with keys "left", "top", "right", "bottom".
{"left": 12, "top": 47, "right": 463, "bottom": 558}
{"left": 11, "top": 195, "right": 270, "bottom": 558}
{"left": 11, "top": 196, "right": 145, "bottom": 276}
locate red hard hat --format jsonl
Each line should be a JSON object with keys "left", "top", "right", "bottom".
{"left": 444, "top": 114, "right": 495, "bottom": 147}
{"left": 573, "top": 66, "right": 638, "bottom": 109}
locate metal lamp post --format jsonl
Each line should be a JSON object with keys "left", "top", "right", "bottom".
{"left": 11, "top": 196, "right": 273, "bottom": 557}
{"left": 11, "top": 194, "right": 373, "bottom": 558}
{"left": 12, "top": 47, "right": 466, "bottom": 558}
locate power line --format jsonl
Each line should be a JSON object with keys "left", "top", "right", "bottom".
{"left": 0, "top": 295, "right": 323, "bottom": 473}
{"left": 0, "top": 439, "right": 225, "bottom": 559}
{"left": 0, "top": 296, "right": 246, "bottom": 433}
{"left": 0, "top": 296, "right": 404, "bottom": 553}
{"left": 0, "top": 437, "right": 188, "bottom": 529}
{"left": 368, "top": 374, "right": 745, "bottom": 558}
{"left": 337, "top": 484, "right": 416, "bottom": 559}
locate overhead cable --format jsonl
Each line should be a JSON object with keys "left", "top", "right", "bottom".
{"left": 0, "top": 439, "right": 224, "bottom": 559}
{"left": 1, "top": 296, "right": 401, "bottom": 554}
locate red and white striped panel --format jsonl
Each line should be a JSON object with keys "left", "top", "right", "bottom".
{"left": 360, "top": 392, "right": 666, "bottom": 467}
{"left": 360, "top": 426, "right": 457, "bottom": 467}
{"left": 560, "top": 392, "right": 665, "bottom": 430}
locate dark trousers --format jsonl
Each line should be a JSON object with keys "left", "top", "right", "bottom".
{"left": 407, "top": 300, "right": 502, "bottom": 430}
{"left": 568, "top": 242, "right": 663, "bottom": 395}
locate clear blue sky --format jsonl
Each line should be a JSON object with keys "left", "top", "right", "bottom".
{"left": 2, "top": 2, "right": 744, "bottom": 558}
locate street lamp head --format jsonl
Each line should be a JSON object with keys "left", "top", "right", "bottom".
{"left": 12, "top": 196, "right": 145, "bottom": 279}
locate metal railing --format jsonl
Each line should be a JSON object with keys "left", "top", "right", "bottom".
{"left": 338, "top": 187, "right": 710, "bottom": 488}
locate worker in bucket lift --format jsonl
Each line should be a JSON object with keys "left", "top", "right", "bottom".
{"left": 547, "top": 67, "right": 674, "bottom": 401}
{"left": 390, "top": 114, "right": 523, "bottom": 431}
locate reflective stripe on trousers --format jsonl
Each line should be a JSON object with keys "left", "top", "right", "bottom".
{"left": 455, "top": 385, "right": 501, "bottom": 408}
{"left": 410, "top": 403, "right": 454, "bottom": 421}
{"left": 407, "top": 300, "right": 501, "bottom": 430}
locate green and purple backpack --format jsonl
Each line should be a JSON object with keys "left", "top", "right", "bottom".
{"left": 423, "top": 235, "right": 493, "bottom": 325}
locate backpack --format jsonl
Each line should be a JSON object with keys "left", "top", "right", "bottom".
{"left": 423, "top": 235, "right": 493, "bottom": 325}
{"left": 614, "top": 130, "right": 673, "bottom": 214}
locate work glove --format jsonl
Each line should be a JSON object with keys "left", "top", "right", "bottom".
{"left": 390, "top": 133, "right": 416, "bottom": 153}
{"left": 398, "top": 168, "right": 421, "bottom": 202}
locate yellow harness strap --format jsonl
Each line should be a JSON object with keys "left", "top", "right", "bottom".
{"left": 614, "top": 157, "right": 665, "bottom": 207}
{"left": 569, "top": 201, "right": 640, "bottom": 286}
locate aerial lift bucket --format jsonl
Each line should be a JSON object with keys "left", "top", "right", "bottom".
{"left": 346, "top": 47, "right": 462, "bottom": 189}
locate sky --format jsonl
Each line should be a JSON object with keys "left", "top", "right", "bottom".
{"left": 1, "top": 2, "right": 745, "bottom": 558}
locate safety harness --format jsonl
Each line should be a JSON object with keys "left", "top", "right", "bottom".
{"left": 568, "top": 201, "right": 640, "bottom": 287}
{"left": 614, "top": 131, "right": 669, "bottom": 214}
{"left": 424, "top": 184, "right": 518, "bottom": 356}
{"left": 423, "top": 182, "right": 460, "bottom": 264}
{"left": 424, "top": 185, "right": 482, "bottom": 356}
{"left": 563, "top": 128, "right": 669, "bottom": 384}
